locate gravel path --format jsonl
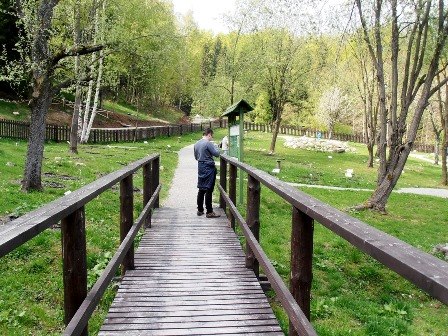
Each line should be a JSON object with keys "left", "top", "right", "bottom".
{"left": 288, "top": 183, "right": 448, "bottom": 198}
{"left": 163, "top": 144, "right": 198, "bottom": 208}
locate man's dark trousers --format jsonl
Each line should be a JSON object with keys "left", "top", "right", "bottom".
{"left": 197, "top": 169, "right": 216, "bottom": 213}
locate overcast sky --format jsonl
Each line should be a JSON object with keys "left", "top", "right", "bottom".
{"left": 171, "top": 0, "right": 236, "bottom": 34}
{"left": 170, "top": 0, "right": 350, "bottom": 35}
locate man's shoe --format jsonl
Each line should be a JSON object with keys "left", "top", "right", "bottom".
{"left": 197, "top": 211, "right": 204, "bottom": 216}
{"left": 206, "top": 212, "right": 221, "bottom": 218}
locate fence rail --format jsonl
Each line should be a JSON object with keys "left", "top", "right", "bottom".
{"left": 0, "top": 119, "right": 221, "bottom": 143}
{"left": 219, "top": 154, "right": 448, "bottom": 336}
{"left": 236, "top": 121, "right": 435, "bottom": 153}
{"left": 0, "top": 154, "right": 161, "bottom": 336}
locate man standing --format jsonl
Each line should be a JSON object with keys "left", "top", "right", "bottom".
{"left": 194, "top": 128, "right": 221, "bottom": 218}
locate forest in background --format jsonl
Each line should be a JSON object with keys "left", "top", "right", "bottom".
{"left": 0, "top": 0, "right": 444, "bottom": 137}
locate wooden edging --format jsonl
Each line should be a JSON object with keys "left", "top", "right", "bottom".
{"left": 0, "top": 154, "right": 159, "bottom": 258}
{"left": 220, "top": 155, "right": 448, "bottom": 306}
{"left": 218, "top": 185, "right": 318, "bottom": 336}
{"left": 63, "top": 184, "right": 161, "bottom": 336}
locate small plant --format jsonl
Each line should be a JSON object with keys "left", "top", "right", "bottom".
{"left": 88, "top": 252, "right": 113, "bottom": 289}
{"left": 312, "top": 297, "right": 338, "bottom": 319}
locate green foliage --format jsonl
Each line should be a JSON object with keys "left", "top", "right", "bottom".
{"left": 0, "top": 100, "right": 29, "bottom": 120}
{"left": 252, "top": 91, "right": 272, "bottom": 124}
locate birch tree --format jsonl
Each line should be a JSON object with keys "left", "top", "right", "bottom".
{"left": 355, "top": 0, "right": 448, "bottom": 212}
{"left": 69, "top": 0, "right": 82, "bottom": 153}
{"left": 81, "top": 0, "right": 106, "bottom": 143}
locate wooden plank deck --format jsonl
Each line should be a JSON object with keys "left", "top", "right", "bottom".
{"left": 99, "top": 207, "right": 284, "bottom": 335}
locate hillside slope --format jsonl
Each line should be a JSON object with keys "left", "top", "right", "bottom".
{"left": 0, "top": 99, "right": 188, "bottom": 127}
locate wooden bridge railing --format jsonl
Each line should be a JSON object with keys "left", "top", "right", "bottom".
{"left": 219, "top": 155, "right": 448, "bottom": 336}
{"left": 0, "top": 154, "right": 161, "bottom": 336}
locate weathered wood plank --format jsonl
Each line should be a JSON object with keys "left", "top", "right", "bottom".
{"left": 99, "top": 207, "right": 283, "bottom": 335}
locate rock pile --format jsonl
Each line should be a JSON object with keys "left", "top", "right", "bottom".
{"left": 283, "top": 136, "right": 355, "bottom": 153}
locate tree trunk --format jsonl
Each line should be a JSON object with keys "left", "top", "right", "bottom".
{"left": 70, "top": 81, "right": 82, "bottom": 152}
{"left": 69, "top": 0, "right": 82, "bottom": 154}
{"left": 83, "top": 49, "right": 104, "bottom": 142}
{"left": 21, "top": 0, "right": 58, "bottom": 191}
{"left": 82, "top": 0, "right": 106, "bottom": 143}
{"left": 364, "top": 144, "right": 412, "bottom": 213}
{"left": 80, "top": 0, "right": 99, "bottom": 141}
{"left": 442, "top": 131, "right": 447, "bottom": 185}
{"left": 22, "top": 79, "right": 52, "bottom": 191}
{"left": 269, "top": 116, "right": 281, "bottom": 154}
{"left": 434, "top": 137, "right": 440, "bottom": 165}
{"left": 367, "top": 142, "right": 374, "bottom": 168}
{"left": 440, "top": 77, "right": 448, "bottom": 185}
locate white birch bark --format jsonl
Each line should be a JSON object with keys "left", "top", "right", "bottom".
{"left": 80, "top": 0, "right": 99, "bottom": 141}
{"left": 82, "top": 0, "right": 106, "bottom": 143}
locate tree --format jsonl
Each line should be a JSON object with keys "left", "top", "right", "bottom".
{"left": 349, "top": 31, "right": 379, "bottom": 167}
{"left": 252, "top": 91, "right": 272, "bottom": 124}
{"left": 69, "top": 0, "right": 82, "bottom": 153}
{"left": 252, "top": 29, "right": 308, "bottom": 153}
{"left": 436, "top": 72, "right": 448, "bottom": 183}
{"left": 11, "top": 0, "right": 102, "bottom": 191}
{"left": 0, "top": 0, "right": 23, "bottom": 97}
{"left": 316, "top": 86, "right": 351, "bottom": 139}
{"left": 355, "top": 0, "right": 448, "bottom": 212}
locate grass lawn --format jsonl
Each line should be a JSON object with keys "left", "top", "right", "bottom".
{"left": 0, "top": 132, "right": 204, "bottom": 335}
{"left": 0, "top": 129, "right": 447, "bottom": 335}
{"left": 238, "top": 131, "right": 448, "bottom": 335}
{"left": 0, "top": 100, "right": 30, "bottom": 121}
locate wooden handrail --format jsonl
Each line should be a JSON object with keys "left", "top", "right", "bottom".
{"left": 218, "top": 185, "right": 317, "bottom": 336}
{"left": 219, "top": 154, "right": 448, "bottom": 334}
{"left": 0, "top": 154, "right": 161, "bottom": 335}
{"left": 64, "top": 185, "right": 161, "bottom": 336}
{"left": 0, "top": 154, "right": 159, "bottom": 257}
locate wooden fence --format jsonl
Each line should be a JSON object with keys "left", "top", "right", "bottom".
{"left": 218, "top": 154, "right": 448, "bottom": 336}
{"left": 0, "top": 119, "right": 221, "bottom": 143}
{"left": 0, "top": 154, "right": 161, "bottom": 336}
{"left": 0, "top": 118, "right": 435, "bottom": 153}
{"left": 236, "top": 121, "right": 435, "bottom": 153}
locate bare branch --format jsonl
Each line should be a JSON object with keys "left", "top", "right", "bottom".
{"left": 52, "top": 44, "right": 104, "bottom": 66}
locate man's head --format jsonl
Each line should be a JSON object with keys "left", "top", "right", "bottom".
{"left": 203, "top": 128, "right": 214, "bottom": 140}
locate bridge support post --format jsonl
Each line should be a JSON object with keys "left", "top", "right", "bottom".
{"left": 246, "top": 175, "right": 260, "bottom": 278}
{"left": 152, "top": 157, "right": 160, "bottom": 208}
{"left": 289, "top": 206, "right": 314, "bottom": 335}
{"left": 120, "top": 175, "right": 134, "bottom": 276}
{"left": 219, "top": 156, "right": 227, "bottom": 210}
{"left": 143, "top": 162, "right": 152, "bottom": 228}
{"left": 61, "top": 206, "right": 87, "bottom": 336}
{"left": 228, "top": 163, "right": 237, "bottom": 231}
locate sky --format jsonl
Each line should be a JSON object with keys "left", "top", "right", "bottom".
{"left": 170, "top": 0, "right": 349, "bottom": 35}
{"left": 170, "top": 0, "right": 236, "bottom": 34}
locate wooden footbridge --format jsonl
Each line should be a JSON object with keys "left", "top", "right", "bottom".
{"left": 1, "top": 147, "right": 447, "bottom": 336}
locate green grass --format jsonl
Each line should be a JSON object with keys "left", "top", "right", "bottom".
{"left": 0, "top": 100, "right": 30, "bottom": 121}
{"left": 101, "top": 100, "right": 171, "bottom": 124}
{"left": 1, "top": 130, "right": 447, "bottom": 335}
{"left": 238, "top": 131, "right": 448, "bottom": 335}
{"left": 243, "top": 131, "right": 446, "bottom": 189}
{"left": 0, "top": 98, "right": 184, "bottom": 125}
{"left": 0, "top": 132, "right": 205, "bottom": 335}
